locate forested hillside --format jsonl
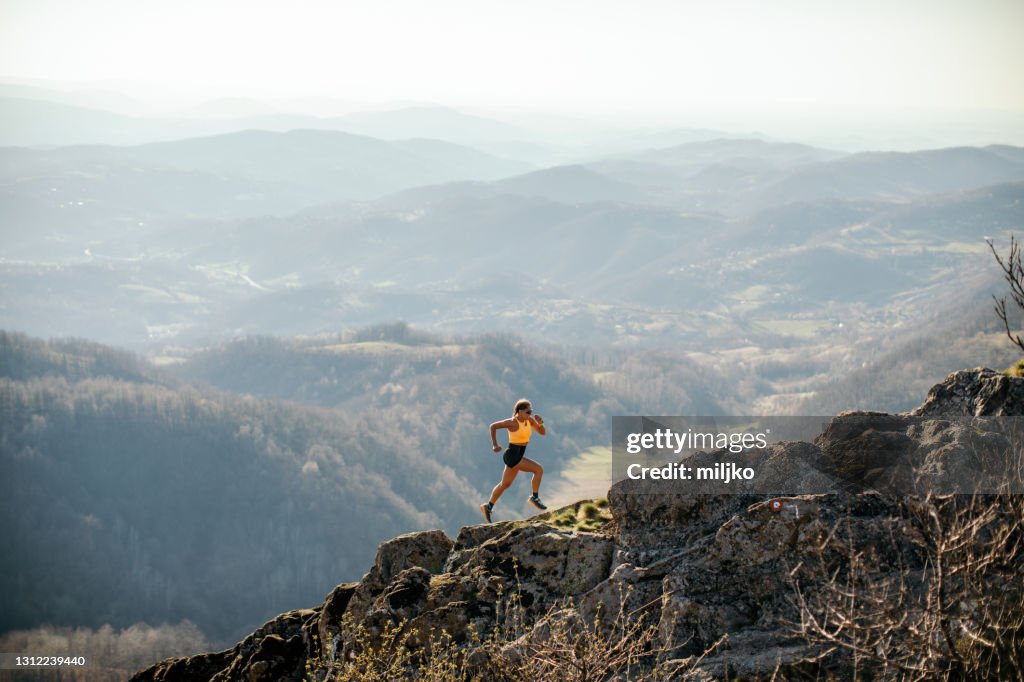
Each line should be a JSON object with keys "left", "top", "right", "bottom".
{"left": 0, "top": 327, "right": 733, "bottom": 646}
{"left": 793, "top": 297, "right": 1024, "bottom": 414}
{"left": 171, "top": 322, "right": 728, "bottom": 416}
{"left": 0, "top": 331, "right": 477, "bottom": 643}
{"left": 2, "top": 284, "right": 1021, "bottom": 649}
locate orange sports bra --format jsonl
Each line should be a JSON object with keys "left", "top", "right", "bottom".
{"left": 508, "top": 418, "right": 532, "bottom": 445}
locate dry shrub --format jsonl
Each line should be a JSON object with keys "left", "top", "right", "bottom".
{"left": 308, "top": 586, "right": 715, "bottom": 681}
{"left": 792, "top": 492, "right": 1024, "bottom": 681}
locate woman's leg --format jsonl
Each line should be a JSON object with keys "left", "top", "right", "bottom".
{"left": 489, "top": 466, "right": 519, "bottom": 504}
{"left": 514, "top": 457, "right": 544, "bottom": 494}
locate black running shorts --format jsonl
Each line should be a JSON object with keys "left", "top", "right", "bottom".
{"left": 503, "top": 443, "right": 527, "bottom": 468}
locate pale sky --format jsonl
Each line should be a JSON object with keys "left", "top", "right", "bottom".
{"left": 1, "top": 0, "right": 1023, "bottom": 115}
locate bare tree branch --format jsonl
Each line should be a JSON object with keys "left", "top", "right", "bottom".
{"left": 988, "top": 236, "right": 1024, "bottom": 353}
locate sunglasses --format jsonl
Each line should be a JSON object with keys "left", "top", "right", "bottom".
{"left": 521, "top": 408, "right": 533, "bottom": 414}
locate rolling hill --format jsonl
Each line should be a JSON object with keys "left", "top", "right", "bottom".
{"left": 0, "top": 129, "right": 532, "bottom": 231}
{"left": 7, "top": 326, "right": 716, "bottom": 643}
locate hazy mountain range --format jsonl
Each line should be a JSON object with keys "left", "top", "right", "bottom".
{"left": 4, "top": 83, "right": 1024, "bottom": 657}
{"left": 0, "top": 128, "right": 532, "bottom": 224}
{"left": 3, "top": 118, "right": 1022, "bottom": 353}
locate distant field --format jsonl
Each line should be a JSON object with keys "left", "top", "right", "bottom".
{"left": 939, "top": 241, "right": 988, "bottom": 254}
{"left": 547, "top": 446, "right": 612, "bottom": 507}
{"left": 755, "top": 319, "right": 831, "bottom": 337}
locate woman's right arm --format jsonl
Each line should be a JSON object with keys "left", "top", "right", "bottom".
{"left": 489, "top": 419, "right": 512, "bottom": 451}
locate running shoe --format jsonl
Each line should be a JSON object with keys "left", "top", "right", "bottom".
{"left": 480, "top": 502, "right": 493, "bottom": 523}
{"left": 528, "top": 493, "right": 547, "bottom": 510}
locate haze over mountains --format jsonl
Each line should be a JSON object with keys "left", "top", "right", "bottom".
{"left": 3, "top": 91, "right": 1023, "bottom": 362}
{"left": 4, "top": 82, "right": 1024, "bottom": 672}
{"left": 0, "top": 128, "right": 532, "bottom": 222}
{"left": 4, "top": 85, "right": 1020, "bottom": 397}
{"left": 4, "top": 84, "right": 1022, "bottom": 449}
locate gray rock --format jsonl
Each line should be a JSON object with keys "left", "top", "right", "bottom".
{"left": 911, "top": 366, "right": 1024, "bottom": 416}
{"left": 134, "top": 368, "right": 1024, "bottom": 682}
{"left": 345, "top": 528, "right": 454, "bottom": 620}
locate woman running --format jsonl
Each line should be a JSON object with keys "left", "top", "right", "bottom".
{"left": 481, "top": 398, "right": 547, "bottom": 523}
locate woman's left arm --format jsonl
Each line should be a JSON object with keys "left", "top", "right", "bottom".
{"left": 530, "top": 414, "right": 546, "bottom": 436}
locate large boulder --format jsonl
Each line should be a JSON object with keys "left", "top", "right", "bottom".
{"left": 911, "top": 367, "right": 1024, "bottom": 416}
{"left": 344, "top": 528, "right": 454, "bottom": 619}
{"left": 134, "top": 609, "right": 316, "bottom": 682}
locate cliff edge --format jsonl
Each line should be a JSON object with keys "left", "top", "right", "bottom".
{"left": 133, "top": 368, "right": 1024, "bottom": 681}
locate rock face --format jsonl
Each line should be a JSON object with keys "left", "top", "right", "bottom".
{"left": 911, "top": 366, "right": 1024, "bottom": 416}
{"left": 132, "top": 368, "right": 1024, "bottom": 681}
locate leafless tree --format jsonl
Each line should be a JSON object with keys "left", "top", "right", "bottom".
{"left": 988, "top": 235, "right": 1024, "bottom": 353}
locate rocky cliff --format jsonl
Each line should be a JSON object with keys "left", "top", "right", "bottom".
{"left": 133, "top": 368, "right": 1024, "bottom": 681}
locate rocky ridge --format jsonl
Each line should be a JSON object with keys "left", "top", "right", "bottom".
{"left": 133, "top": 368, "right": 1024, "bottom": 681}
